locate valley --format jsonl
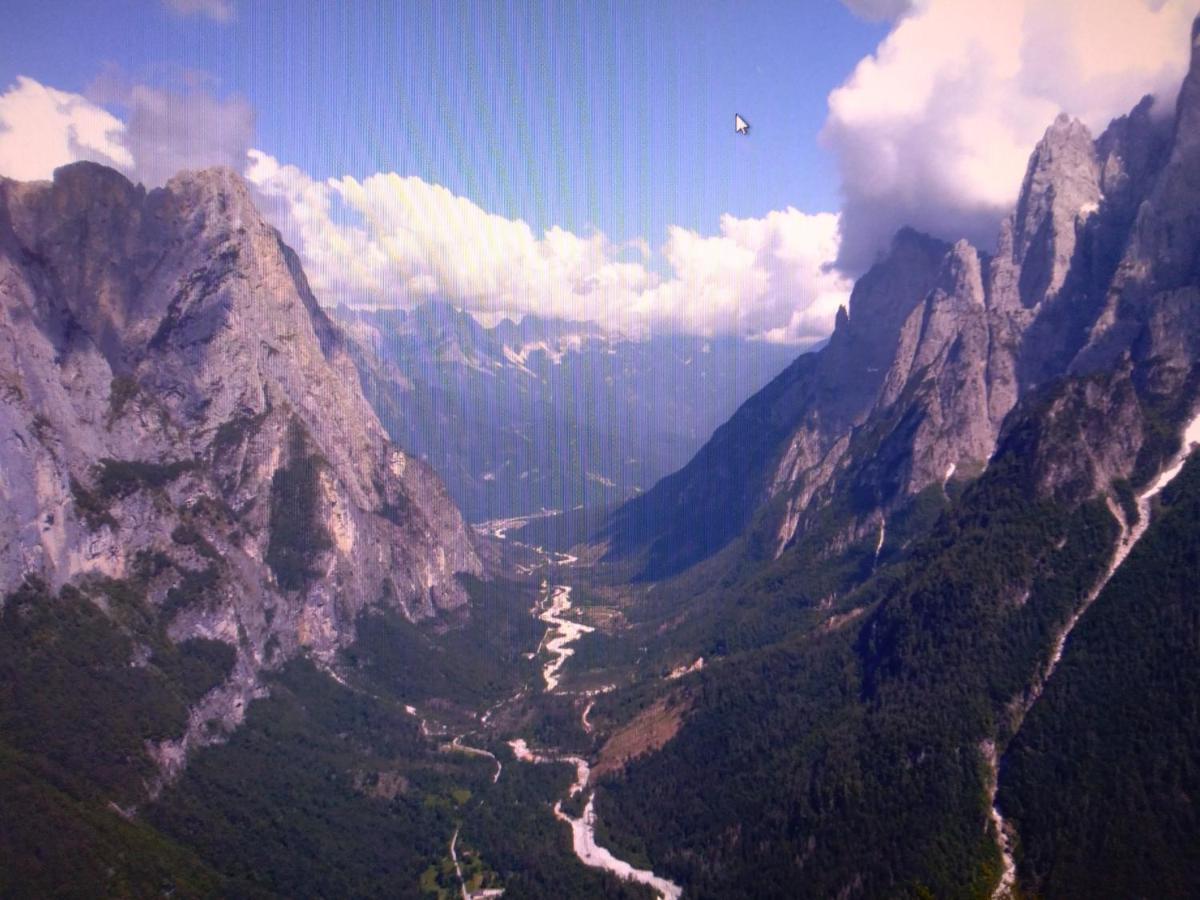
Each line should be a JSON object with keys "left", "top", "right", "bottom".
{"left": 4, "top": 8, "right": 1200, "bottom": 898}
{"left": 340, "top": 303, "right": 798, "bottom": 522}
{"left": 399, "top": 403, "right": 1200, "bottom": 900}
{"left": 400, "top": 535, "right": 685, "bottom": 900}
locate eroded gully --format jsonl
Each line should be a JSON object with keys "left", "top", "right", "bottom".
{"left": 987, "top": 414, "right": 1200, "bottom": 898}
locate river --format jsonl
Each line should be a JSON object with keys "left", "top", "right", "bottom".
{"left": 444, "top": 561, "right": 683, "bottom": 899}
{"left": 509, "top": 739, "right": 683, "bottom": 900}
{"left": 514, "top": 575, "right": 684, "bottom": 899}
{"left": 536, "top": 584, "right": 594, "bottom": 692}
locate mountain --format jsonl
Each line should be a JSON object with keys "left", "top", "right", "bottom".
{"left": 601, "top": 227, "right": 950, "bottom": 577}
{"left": 5, "top": 18, "right": 1200, "bottom": 900}
{"left": 602, "top": 91, "right": 1174, "bottom": 582}
{"left": 335, "top": 301, "right": 799, "bottom": 522}
{"left": 0, "top": 162, "right": 480, "bottom": 780}
{"left": 585, "top": 18, "right": 1200, "bottom": 899}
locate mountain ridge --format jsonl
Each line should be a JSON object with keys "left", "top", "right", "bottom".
{"left": 602, "top": 77, "right": 1187, "bottom": 582}
{"left": 336, "top": 299, "right": 799, "bottom": 522}
{"left": 589, "top": 18, "right": 1200, "bottom": 898}
{"left": 0, "top": 160, "right": 481, "bottom": 783}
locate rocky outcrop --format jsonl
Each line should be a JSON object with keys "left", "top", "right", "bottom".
{"left": 605, "top": 35, "right": 1197, "bottom": 578}
{"left": 601, "top": 228, "right": 948, "bottom": 577}
{"left": 1076, "top": 25, "right": 1200, "bottom": 387}
{"left": 0, "top": 163, "right": 480, "bottom": 772}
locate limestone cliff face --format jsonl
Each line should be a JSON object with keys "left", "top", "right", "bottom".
{"left": 0, "top": 162, "right": 480, "bottom": 772}
{"left": 1077, "top": 26, "right": 1200, "bottom": 385}
{"left": 600, "top": 228, "right": 948, "bottom": 577}
{"left": 774, "top": 83, "right": 1191, "bottom": 557}
{"left": 605, "top": 37, "right": 1199, "bottom": 577}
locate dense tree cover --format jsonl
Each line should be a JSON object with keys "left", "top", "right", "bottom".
{"left": 0, "top": 745, "right": 225, "bottom": 899}
{"left": 598, "top": 417, "right": 1120, "bottom": 898}
{"left": 460, "top": 744, "right": 655, "bottom": 899}
{"left": 0, "top": 577, "right": 235, "bottom": 896}
{"left": 93, "top": 457, "right": 198, "bottom": 500}
{"left": 0, "top": 545, "right": 654, "bottom": 899}
{"left": 0, "top": 577, "right": 233, "bottom": 804}
{"left": 265, "top": 419, "right": 332, "bottom": 591}
{"left": 9, "top": 359, "right": 1197, "bottom": 898}
{"left": 342, "top": 575, "right": 541, "bottom": 708}
{"left": 999, "top": 454, "right": 1200, "bottom": 898}
{"left": 148, "top": 656, "right": 655, "bottom": 900}
{"left": 148, "top": 659, "right": 464, "bottom": 898}
{"left": 521, "top": 691, "right": 595, "bottom": 753}
{"left": 575, "top": 477, "right": 954, "bottom": 695}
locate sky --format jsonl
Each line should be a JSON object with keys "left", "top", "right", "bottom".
{"left": 0, "top": 1, "right": 884, "bottom": 241}
{"left": 0, "top": 0, "right": 1197, "bottom": 341}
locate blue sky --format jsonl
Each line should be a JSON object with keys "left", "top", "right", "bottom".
{"left": 0, "top": 0, "right": 885, "bottom": 244}
{"left": 2, "top": 1, "right": 1192, "bottom": 338}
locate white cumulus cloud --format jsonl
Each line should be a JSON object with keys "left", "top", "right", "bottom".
{"left": 0, "top": 74, "right": 843, "bottom": 343}
{"left": 0, "top": 77, "right": 132, "bottom": 181}
{"left": 246, "top": 149, "right": 848, "bottom": 342}
{"left": 824, "top": 0, "right": 1199, "bottom": 273}
{"left": 0, "top": 75, "right": 253, "bottom": 189}
{"left": 635, "top": 210, "right": 848, "bottom": 342}
{"left": 163, "top": 0, "right": 235, "bottom": 23}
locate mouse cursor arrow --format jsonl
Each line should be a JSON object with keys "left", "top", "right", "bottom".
{"left": 734, "top": 113, "right": 750, "bottom": 135}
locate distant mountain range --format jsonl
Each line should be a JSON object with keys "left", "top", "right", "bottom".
{"left": 335, "top": 301, "right": 798, "bottom": 521}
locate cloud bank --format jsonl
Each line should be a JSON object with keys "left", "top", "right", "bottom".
{"left": 0, "top": 73, "right": 847, "bottom": 342}
{"left": 0, "top": 77, "right": 132, "bottom": 180}
{"left": 0, "top": 76, "right": 252, "bottom": 189}
{"left": 245, "top": 150, "right": 849, "bottom": 342}
{"left": 123, "top": 84, "right": 254, "bottom": 187}
{"left": 825, "top": 0, "right": 1199, "bottom": 272}
{"left": 4, "top": 2, "right": 1193, "bottom": 339}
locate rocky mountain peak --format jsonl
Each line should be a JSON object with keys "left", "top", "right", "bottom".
{"left": 1, "top": 162, "right": 482, "bottom": 776}
{"left": 1139, "top": 34, "right": 1200, "bottom": 271}
{"left": 1006, "top": 114, "right": 1101, "bottom": 309}
{"left": 834, "top": 304, "right": 849, "bottom": 332}
{"left": 828, "top": 227, "right": 948, "bottom": 375}
{"left": 159, "top": 166, "right": 277, "bottom": 251}
{"left": 45, "top": 158, "right": 146, "bottom": 206}
{"left": 1170, "top": 14, "right": 1200, "bottom": 170}
{"left": 942, "top": 239, "right": 985, "bottom": 308}
{"left": 1095, "top": 96, "right": 1168, "bottom": 209}
{"left": 606, "top": 23, "right": 1200, "bottom": 579}
{"left": 1071, "top": 14, "right": 1200, "bottom": 386}
{"left": 164, "top": 164, "right": 255, "bottom": 203}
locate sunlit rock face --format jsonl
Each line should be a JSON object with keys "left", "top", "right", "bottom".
{"left": 0, "top": 161, "right": 480, "bottom": 762}
{"left": 604, "top": 70, "right": 1193, "bottom": 578}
